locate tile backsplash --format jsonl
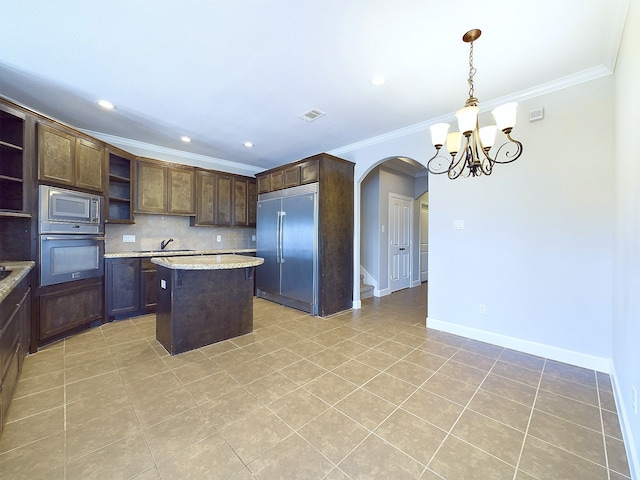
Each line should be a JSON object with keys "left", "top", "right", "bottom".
{"left": 105, "top": 214, "right": 256, "bottom": 253}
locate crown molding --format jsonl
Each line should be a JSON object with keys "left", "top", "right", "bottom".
{"left": 81, "top": 129, "right": 262, "bottom": 176}
{"left": 330, "top": 65, "right": 613, "bottom": 157}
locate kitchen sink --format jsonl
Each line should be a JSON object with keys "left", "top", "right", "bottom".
{"left": 0, "top": 268, "right": 12, "bottom": 281}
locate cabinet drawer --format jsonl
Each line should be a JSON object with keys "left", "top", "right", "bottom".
{"left": 0, "top": 303, "right": 21, "bottom": 381}
{"left": 1, "top": 346, "right": 19, "bottom": 432}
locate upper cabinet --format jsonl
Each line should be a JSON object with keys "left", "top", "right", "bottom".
{"left": 192, "top": 169, "right": 256, "bottom": 227}
{"left": 106, "top": 148, "right": 134, "bottom": 223}
{"left": 37, "top": 123, "right": 105, "bottom": 193}
{"left": 0, "top": 104, "right": 29, "bottom": 214}
{"left": 257, "top": 158, "right": 318, "bottom": 194}
{"left": 136, "top": 159, "right": 195, "bottom": 215}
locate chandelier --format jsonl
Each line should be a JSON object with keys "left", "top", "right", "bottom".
{"left": 427, "top": 29, "right": 523, "bottom": 179}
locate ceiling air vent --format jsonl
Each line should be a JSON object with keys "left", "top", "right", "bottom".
{"left": 299, "top": 108, "right": 326, "bottom": 122}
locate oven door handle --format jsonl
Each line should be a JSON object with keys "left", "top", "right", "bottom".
{"left": 42, "top": 235, "right": 106, "bottom": 241}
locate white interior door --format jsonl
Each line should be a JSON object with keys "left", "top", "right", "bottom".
{"left": 389, "top": 194, "right": 412, "bottom": 292}
{"left": 420, "top": 202, "right": 429, "bottom": 282}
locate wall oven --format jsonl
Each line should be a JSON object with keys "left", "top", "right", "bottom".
{"left": 39, "top": 185, "right": 104, "bottom": 287}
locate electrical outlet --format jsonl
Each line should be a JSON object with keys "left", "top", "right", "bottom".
{"left": 453, "top": 219, "right": 464, "bottom": 230}
{"left": 216, "top": 235, "right": 222, "bottom": 242}
{"left": 251, "top": 235, "right": 256, "bottom": 241}
{"left": 633, "top": 387, "right": 638, "bottom": 415}
{"left": 122, "top": 235, "right": 135, "bottom": 243}
{"left": 479, "top": 304, "right": 487, "bottom": 315}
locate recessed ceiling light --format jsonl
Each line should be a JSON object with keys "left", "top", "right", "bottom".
{"left": 97, "top": 100, "right": 116, "bottom": 110}
{"left": 180, "top": 136, "right": 191, "bottom": 143}
{"left": 369, "top": 74, "right": 386, "bottom": 86}
{"left": 243, "top": 141, "right": 254, "bottom": 148}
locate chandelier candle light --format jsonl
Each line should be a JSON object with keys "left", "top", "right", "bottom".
{"left": 427, "top": 29, "right": 523, "bottom": 179}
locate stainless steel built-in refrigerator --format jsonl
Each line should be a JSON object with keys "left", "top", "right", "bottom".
{"left": 256, "top": 183, "right": 318, "bottom": 315}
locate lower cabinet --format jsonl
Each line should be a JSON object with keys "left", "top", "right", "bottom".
{"left": 0, "top": 277, "right": 31, "bottom": 435}
{"left": 105, "top": 257, "right": 157, "bottom": 321}
{"left": 39, "top": 278, "right": 103, "bottom": 342}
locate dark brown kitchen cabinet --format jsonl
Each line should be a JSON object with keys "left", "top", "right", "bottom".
{"left": 193, "top": 169, "right": 216, "bottom": 225}
{"left": 232, "top": 177, "right": 248, "bottom": 225}
{"left": 38, "top": 123, "right": 105, "bottom": 192}
{"left": 106, "top": 148, "right": 134, "bottom": 223}
{"left": 136, "top": 159, "right": 194, "bottom": 215}
{"left": 168, "top": 167, "right": 195, "bottom": 215}
{"left": 39, "top": 278, "right": 103, "bottom": 342}
{"left": 216, "top": 174, "right": 232, "bottom": 226}
{"left": 105, "top": 257, "right": 157, "bottom": 321}
{"left": 0, "top": 103, "right": 30, "bottom": 214}
{"left": 104, "top": 257, "right": 140, "bottom": 318}
{"left": 257, "top": 158, "right": 319, "bottom": 194}
{"left": 0, "top": 275, "right": 30, "bottom": 435}
{"left": 192, "top": 171, "right": 256, "bottom": 227}
{"left": 136, "top": 160, "right": 167, "bottom": 213}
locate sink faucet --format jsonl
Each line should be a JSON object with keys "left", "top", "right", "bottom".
{"left": 160, "top": 238, "right": 174, "bottom": 250}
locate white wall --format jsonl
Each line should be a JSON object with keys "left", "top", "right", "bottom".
{"left": 613, "top": 0, "right": 640, "bottom": 475}
{"left": 339, "top": 74, "right": 616, "bottom": 371}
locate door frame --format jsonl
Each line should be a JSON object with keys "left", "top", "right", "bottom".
{"left": 388, "top": 192, "right": 413, "bottom": 293}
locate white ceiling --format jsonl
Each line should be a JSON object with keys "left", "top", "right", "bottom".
{"left": 0, "top": 0, "right": 629, "bottom": 174}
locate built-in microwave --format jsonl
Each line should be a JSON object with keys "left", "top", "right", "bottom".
{"left": 39, "top": 185, "right": 103, "bottom": 234}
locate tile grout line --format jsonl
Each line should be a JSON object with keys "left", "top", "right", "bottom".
{"left": 511, "top": 358, "right": 545, "bottom": 480}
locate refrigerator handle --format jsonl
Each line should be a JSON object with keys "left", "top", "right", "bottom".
{"left": 278, "top": 211, "right": 286, "bottom": 263}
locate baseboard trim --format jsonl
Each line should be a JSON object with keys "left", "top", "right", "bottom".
{"left": 426, "top": 317, "right": 611, "bottom": 373}
{"left": 610, "top": 363, "right": 639, "bottom": 480}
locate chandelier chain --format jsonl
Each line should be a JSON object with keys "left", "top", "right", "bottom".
{"left": 468, "top": 41, "right": 476, "bottom": 99}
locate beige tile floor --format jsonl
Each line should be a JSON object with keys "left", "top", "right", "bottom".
{"left": 0, "top": 284, "right": 632, "bottom": 479}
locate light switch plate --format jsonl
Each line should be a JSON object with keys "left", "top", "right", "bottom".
{"left": 123, "top": 235, "right": 136, "bottom": 243}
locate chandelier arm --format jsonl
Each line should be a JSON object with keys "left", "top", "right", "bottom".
{"left": 426, "top": 150, "right": 457, "bottom": 175}
{"left": 491, "top": 133, "right": 523, "bottom": 164}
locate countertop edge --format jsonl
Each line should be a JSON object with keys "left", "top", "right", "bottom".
{"left": 151, "top": 254, "right": 264, "bottom": 270}
{"left": 0, "top": 261, "right": 35, "bottom": 303}
{"left": 104, "top": 248, "right": 256, "bottom": 259}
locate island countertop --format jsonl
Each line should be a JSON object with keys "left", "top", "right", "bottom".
{"left": 151, "top": 254, "right": 263, "bottom": 270}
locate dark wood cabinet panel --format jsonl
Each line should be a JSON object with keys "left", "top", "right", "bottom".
{"left": 38, "top": 123, "right": 105, "bottom": 192}
{"left": 257, "top": 175, "right": 270, "bottom": 194}
{"left": 0, "top": 276, "right": 31, "bottom": 434}
{"left": 136, "top": 160, "right": 167, "bottom": 213}
{"left": 248, "top": 180, "right": 257, "bottom": 226}
{"left": 136, "top": 160, "right": 194, "bottom": 216}
{"left": 300, "top": 161, "right": 319, "bottom": 184}
{"left": 232, "top": 178, "right": 247, "bottom": 225}
{"left": 141, "top": 259, "right": 157, "bottom": 313}
{"left": 105, "top": 258, "right": 157, "bottom": 320}
{"left": 38, "top": 123, "right": 75, "bottom": 187}
{"left": 193, "top": 169, "right": 216, "bottom": 225}
{"left": 75, "top": 138, "right": 104, "bottom": 191}
{"left": 105, "top": 257, "right": 140, "bottom": 319}
{"left": 193, "top": 171, "right": 256, "bottom": 227}
{"left": 216, "top": 174, "right": 232, "bottom": 226}
{"left": 168, "top": 167, "right": 195, "bottom": 215}
{"left": 270, "top": 170, "right": 283, "bottom": 191}
{"left": 39, "top": 278, "right": 103, "bottom": 341}
{"left": 283, "top": 165, "right": 300, "bottom": 188}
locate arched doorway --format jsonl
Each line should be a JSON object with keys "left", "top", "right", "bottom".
{"left": 358, "top": 156, "right": 427, "bottom": 300}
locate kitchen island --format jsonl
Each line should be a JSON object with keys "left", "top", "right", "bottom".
{"left": 151, "top": 254, "right": 263, "bottom": 355}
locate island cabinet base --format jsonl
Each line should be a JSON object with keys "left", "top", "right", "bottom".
{"left": 155, "top": 265, "right": 254, "bottom": 355}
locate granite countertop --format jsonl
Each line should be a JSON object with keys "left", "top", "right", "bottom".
{"left": 151, "top": 254, "right": 264, "bottom": 270}
{"left": 0, "top": 261, "right": 35, "bottom": 303}
{"left": 104, "top": 248, "right": 256, "bottom": 259}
